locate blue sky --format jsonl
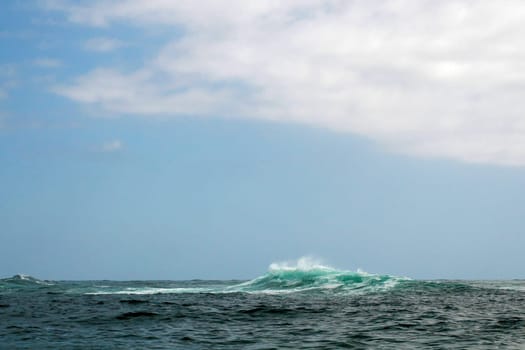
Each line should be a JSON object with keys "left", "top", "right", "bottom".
{"left": 1, "top": 1, "right": 525, "bottom": 280}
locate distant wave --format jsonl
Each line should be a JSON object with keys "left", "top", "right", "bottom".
{"left": 86, "top": 257, "right": 409, "bottom": 295}
{"left": 0, "top": 274, "right": 54, "bottom": 286}
{"left": 2, "top": 265, "right": 525, "bottom": 297}
{"left": 226, "top": 257, "right": 408, "bottom": 294}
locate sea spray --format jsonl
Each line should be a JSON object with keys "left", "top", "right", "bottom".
{"left": 230, "top": 257, "right": 407, "bottom": 294}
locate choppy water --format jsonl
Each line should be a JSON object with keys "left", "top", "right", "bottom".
{"left": 1, "top": 261, "right": 524, "bottom": 349}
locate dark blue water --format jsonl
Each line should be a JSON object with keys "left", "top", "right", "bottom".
{"left": 1, "top": 264, "right": 524, "bottom": 349}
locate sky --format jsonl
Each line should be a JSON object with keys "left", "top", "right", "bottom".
{"left": 1, "top": 0, "right": 525, "bottom": 280}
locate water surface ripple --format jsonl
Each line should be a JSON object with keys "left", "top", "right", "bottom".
{"left": 1, "top": 271, "right": 524, "bottom": 349}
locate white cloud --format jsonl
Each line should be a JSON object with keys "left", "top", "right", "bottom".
{"left": 100, "top": 139, "right": 123, "bottom": 152}
{"left": 34, "top": 58, "right": 62, "bottom": 68}
{"left": 53, "top": 68, "right": 241, "bottom": 116}
{"left": 47, "top": 0, "right": 525, "bottom": 166}
{"left": 84, "top": 37, "right": 125, "bottom": 52}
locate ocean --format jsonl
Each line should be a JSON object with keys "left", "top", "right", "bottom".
{"left": 1, "top": 262, "right": 524, "bottom": 349}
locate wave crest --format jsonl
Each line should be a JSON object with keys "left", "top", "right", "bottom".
{"left": 231, "top": 257, "right": 407, "bottom": 294}
{"left": 83, "top": 258, "right": 408, "bottom": 295}
{"left": 0, "top": 274, "right": 54, "bottom": 286}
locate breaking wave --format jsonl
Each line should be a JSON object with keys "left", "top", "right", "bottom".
{"left": 1, "top": 258, "right": 410, "bottom": 296}
{"left": 86, "top": 257, "right": 408, "bottom": 295}
{"left": 0, "top": 274, "right": 54, "bottom": 286}
{"left": 228, "top": 257, "right": 408, "bottom": 294}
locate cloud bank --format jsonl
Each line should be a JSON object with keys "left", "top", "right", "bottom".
{"left": 48, "top": 0, "right": 525, "bottom": 166}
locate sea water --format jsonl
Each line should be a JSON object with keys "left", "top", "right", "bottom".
{"left": 1, "top": 261, "right": 524, "bottom": 349}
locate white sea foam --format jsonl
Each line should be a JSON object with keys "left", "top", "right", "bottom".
{"left": 86, "top": 287, "right": 213, "bottom": 295}
{"left": 10, "top": 274, "right": 55, "bottom": 286}
{"left": 468, "top": 281, "right": 525, "bottom": 292}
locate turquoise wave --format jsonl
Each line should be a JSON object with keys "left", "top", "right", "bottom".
{"left": 228, "top": 260, "right": 406, "bottom": 294}
{"left": 0, "top": 259, "right": 409, "bottom": 295}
